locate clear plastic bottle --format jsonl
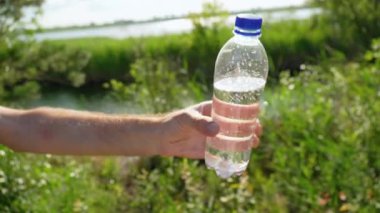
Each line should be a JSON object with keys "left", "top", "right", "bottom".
{"left": 205, "top": 14, "right": 268, "bottom": 179}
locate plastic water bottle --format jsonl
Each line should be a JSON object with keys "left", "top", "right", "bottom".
{"left": 205, "top": 14, "right": 268, "bottom": 179}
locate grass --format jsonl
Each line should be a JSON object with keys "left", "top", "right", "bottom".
{"left": 112, "top": 52, "right": 380, "bottom": 212}
{"left": 48, "top": 34, "right": 193, "bottom": 84}
{"left": 0, "top": 152, "right": 125, "bottom": 212}
{"left": 47, "top": 19, "right": 328, "bottom": 86}
{"left": 1, "top": 40, "right": 379, "bottom": 212}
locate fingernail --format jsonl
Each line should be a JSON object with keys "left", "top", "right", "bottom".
{"left": 207, "top": 122, "right": 219, "bottom": 134}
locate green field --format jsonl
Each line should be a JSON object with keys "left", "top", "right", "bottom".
{"left": 43, "top": 19, "right": 327, "bottom": 85}
{"left": 1, "top": 0, "right": 380, "bottom": 212}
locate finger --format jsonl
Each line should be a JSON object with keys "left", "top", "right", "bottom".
{"left": 179, "top": 141, "right": 206, "bottom": 159}
{"left": 182, "top": 153, "right": 205, "bottom": 159}
{"left": 186, "top": 110, "right": 219, "bottom": 136}
{"left": 186, "top": 149, "right": 205, "bottom": 159}
{"left": 191, "top": 150, "right": 205, "bottom": 160}
{"left": 194, "top": 118, "right": 219, "bottom": 137}
{"left": 191, "top": 101, "right": 212, "bottom": 116}
{"left": 254, "top": 119, "right": 263, "bottom": 137}
{"left": 251, "top": 134, "right": 260, "bottom": 148}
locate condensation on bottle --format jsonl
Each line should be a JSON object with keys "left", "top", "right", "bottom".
{"left": 205, "top": 14, "right": 269, "bottom": 179}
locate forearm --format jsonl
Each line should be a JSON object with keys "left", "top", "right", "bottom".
{"left": 0, "top": 107, "right": 163, "bottom": 156}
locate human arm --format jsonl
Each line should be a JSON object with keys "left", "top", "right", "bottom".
{"left": 0, "top": 101, "right": 261, "bottom": 158}
{"left": 0, "top": 106, "right": 165, "bottom": 156}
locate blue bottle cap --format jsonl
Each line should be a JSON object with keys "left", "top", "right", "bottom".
{"left": 234, "top": 14, "right": 262, "bottom": 36}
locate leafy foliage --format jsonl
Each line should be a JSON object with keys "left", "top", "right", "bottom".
{"left": 1, "top": 1, "right": 379, "bottom": 212}
{"left": 0, "top": 0, "right": 43, "bottom": 44}
{"left": 313, "top": 0, "right": 380, "bottom": 52}
{"left": 112, "top": 39, "right": 380, "bottom": 212}
{"left": 187, "top": 1, "right": 229, "bottom": 85}
{"left": 51, "top": 18, "right": 327, "bottom": 86}
{"left": 0, "top": 0, "right": 92, "bottom": 105}
{"left": 0, "top": 149, "right": 125, "bottom": 212}
{"left": 104, "top": 57, "right": 202, "bottom": 113}
{"left": 0, "top": 42, "right": 91, "bottom": 104}
{"left": 258, "top": 41, "right": 380, "bottom": 211}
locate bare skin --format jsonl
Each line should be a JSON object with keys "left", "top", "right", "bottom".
{"left": 0, "top": 101, "right": 262, "bottom": 159}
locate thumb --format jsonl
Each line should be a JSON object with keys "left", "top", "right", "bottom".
{"left": 190, "top": 112, "right": 219, "bottom": 136}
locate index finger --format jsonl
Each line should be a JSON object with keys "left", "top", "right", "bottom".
{"left": 190, "top": 101, "right": 212, "bottom": 116}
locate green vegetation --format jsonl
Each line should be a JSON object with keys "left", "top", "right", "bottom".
{"left": 48, "top": 18, "right": 327, "bottom": 85}
{"left": 1, "top": 0, "right": 379, "bottom": 212}
{"left": 102, "top": 40, "right": 380, "bottom": 212}
{"left": 0, "top": 153, "right": 126, "bottom": 212}
{"left": 313, "top": 0, "right": 380, "bottom": 51}
{"left": 103, "top": 57, "right": 198, "bottom": 113}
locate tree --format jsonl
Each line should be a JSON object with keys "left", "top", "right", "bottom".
{"left": 0, "top": 0, "right": 90, "bottom": 104}
{"left": 312, "top": 0, "right": 380, "bottom": 50}
{"left": 187, "top": 0, "right": 229, "bottom": 86}
{"left": 0, "top": 0, "right": 43, "bottom": 44}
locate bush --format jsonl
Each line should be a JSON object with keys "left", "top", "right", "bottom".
{"left": 104, "top": 57, "right": 204, "bottom": 113}
{"left": 2, "top": 39, "right": 378, "bottom": 212}
{"left": 0, "top": 42, "right": 90, "bottom": 105}
{"left": 0, "top": 149, "right": 125, "bottom": 212}
{"left": 254, "top": 38, "right": 380, "bottom": 211}
{"left": 50, "top": 18, "right": 327, "bottom": 88}
{"left": 313, "top": 0, "right": 380, "bottom": 53}
{"left": 0, "top": 0, "right": 92, "bottom": 104}
{"left": 113, "top": 39, "right": 380, "bottom": 212}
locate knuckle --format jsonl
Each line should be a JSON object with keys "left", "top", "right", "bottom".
{"left": 180, "top": 111, "right": 193, "bottom": 120}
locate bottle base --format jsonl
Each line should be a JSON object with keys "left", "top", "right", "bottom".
{"left": 205, "top": 150, "right": 248, "bottom": 179}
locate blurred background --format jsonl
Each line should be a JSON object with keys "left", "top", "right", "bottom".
{"left": 0, "top": 0, "right": 379, "bottom": 212}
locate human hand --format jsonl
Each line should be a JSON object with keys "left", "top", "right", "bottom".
{"left": 158, "top": 101, "right": 262, "bottom": 159}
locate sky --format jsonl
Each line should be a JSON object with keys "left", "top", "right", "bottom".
{"left": 38, "top": 0, "right": 306, "bottom": 28}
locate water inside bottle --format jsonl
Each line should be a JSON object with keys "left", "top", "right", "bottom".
{"left": 205, "top": 76, "right": 265, "bottom": 178}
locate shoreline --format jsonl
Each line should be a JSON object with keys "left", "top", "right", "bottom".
{"left": 38, "top": 5, "right": 313, "bottom": 33}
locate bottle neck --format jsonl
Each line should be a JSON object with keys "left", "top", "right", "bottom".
{"left": 233, "top": 32, "right": 261, "bottom": 45}
{"left": 234, "top": 32, "right": 260, "bottom": 39}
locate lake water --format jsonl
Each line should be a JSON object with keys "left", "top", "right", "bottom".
{"left": 39, "top": 0, "right": 307, "bottom": 28}
{"left": 35, "top": 8, "right": 320, "bottom": 41}
{"left": 26, "top": 92, "right": 144, "bottom": 114}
